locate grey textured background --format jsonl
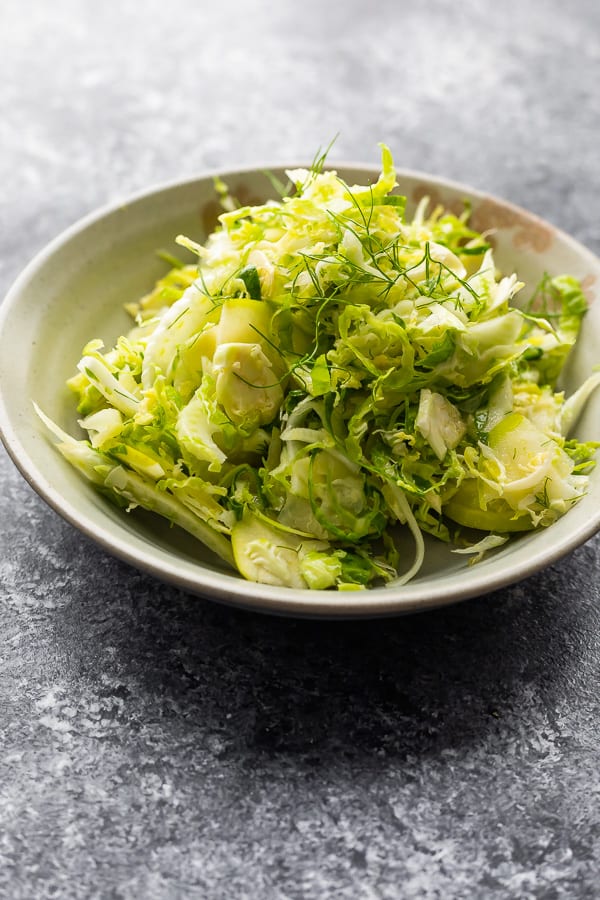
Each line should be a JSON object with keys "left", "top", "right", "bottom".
{"left": 1, "top": 0, "right": 600, "bottom": 897}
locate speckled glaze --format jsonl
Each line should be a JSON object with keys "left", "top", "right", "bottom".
{"left": 2, "top": 0, "right": 600, "bottom": 896}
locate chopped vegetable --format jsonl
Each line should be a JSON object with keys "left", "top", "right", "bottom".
{"left": 38, "top": 145, "right": 599, "bottom": 590}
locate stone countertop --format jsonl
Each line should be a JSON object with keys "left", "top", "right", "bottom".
{"left": 1, "top": 0, "right": 600, "bottom": 897}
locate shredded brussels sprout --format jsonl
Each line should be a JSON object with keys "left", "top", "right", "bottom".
{"left": 39, "top": 145, "right": 599, "bottom": 590}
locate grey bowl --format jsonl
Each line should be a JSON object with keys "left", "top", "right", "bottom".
{"left": 1, "top": 164, "right": 600, "bottom": 617}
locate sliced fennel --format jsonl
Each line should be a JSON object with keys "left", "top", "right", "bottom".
{"left": 39, "top": 145, "right": 599, "bottom": 590}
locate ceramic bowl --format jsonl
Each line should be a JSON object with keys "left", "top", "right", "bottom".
{"left": 1, "top": 165, "right": 599, "bottom": 617}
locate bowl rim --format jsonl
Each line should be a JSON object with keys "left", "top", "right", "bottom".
{"left": 1, "top": 161, "right": 600, "bottom": 618}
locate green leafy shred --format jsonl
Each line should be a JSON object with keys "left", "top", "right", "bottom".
{"left": 38, "top": 145, "right": 600, "bottom": 590}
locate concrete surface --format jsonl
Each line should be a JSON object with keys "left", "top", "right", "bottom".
{"left": 1, "top": 0, "right": 600, "bottom": 897}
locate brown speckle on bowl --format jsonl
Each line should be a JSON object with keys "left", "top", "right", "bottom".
{"left": 512, "top": 224, "right": 554, "bottom": 254}
{"left": 470, "top": 198, "right": 554, "bottom": 254}
{"left": 580, "top": 273, "right": 597, "bottom": 304}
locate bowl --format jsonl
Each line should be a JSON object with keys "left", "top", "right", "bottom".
{"left": 1, "top": 164, "right": 600, "bottom": 618}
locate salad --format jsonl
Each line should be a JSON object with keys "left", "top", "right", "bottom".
{"left": 38, "top": 146, "right": 600, "bottom": 590}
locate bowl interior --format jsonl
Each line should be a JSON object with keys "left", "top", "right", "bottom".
{"left": 1, "top": 166, "right": 600, "bottom": 617}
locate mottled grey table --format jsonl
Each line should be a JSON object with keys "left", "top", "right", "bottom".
{"left": 2, "top": 1, "right": 600, "bottom": 897}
